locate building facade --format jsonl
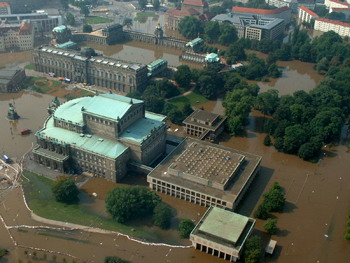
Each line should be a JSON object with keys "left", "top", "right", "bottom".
{"left": 325, "top": 0, "right": 350, "bottom": 9}
{"left": 298, "top": 6, "right": 318, "bottom": 24}
{"left": 0, "top": 12, "right": 62, "bottom": 35}
{"left": 0, "top": 21, "right": 34, "bottom": 51}
{"left": 165, "top": 0, "right": 211, "bottom": 30}
{"left": 0, "top": 67, "right": 26, "bottom": 92}
{"left": 314, "top": 17, "right": 350, "bottom": 37}
{"left": 190, "top": 207, "right": 255, "bottom": 262}
{"left": 147, "top": 138, "right": 261, "bottom": 210}
{"left": 232, "top": 6, "right": 292, "bottom": 23}
{"left": 212, "top": 14, "right": 285, "bottom": 40}
{"left": 33, "top": 46, "right": 148, "bottom": 93}
{"left": 0, "top": 2, "right": 11, "bottom": 15}
{"left": 183, "top": 109, "right": 226, "bottom": 140}
{"left": 33, "top": 94, "right": 167, "bottom": 182}
{"left": 265, "top": 0, "right": 298, "bottom": 10}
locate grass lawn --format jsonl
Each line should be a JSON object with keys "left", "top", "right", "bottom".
{"left": 85, "top": 16, "right": 113, "bottom": 24}
{"left": 24, "top": 63, "right": 34, "bottom": 70}
{"left": 134, "top": 12, "right": 159, "bottom": 23}
{"left": 22, "top": 171, "right": 153, "bottom": 240}
{"left": 51, "top": 80, "right": 63, "bottom": 88}
{"left": 168, "top": 89, "right": 208, "bottom": 109}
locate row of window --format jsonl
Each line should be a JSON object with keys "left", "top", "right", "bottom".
{"left": 151, "top": 179, "right": 227, "bottom": 207}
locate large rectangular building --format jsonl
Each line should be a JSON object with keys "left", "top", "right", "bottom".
{"left": 0, "top": 12, "right": 62, "bottom": 35}
{"left": 147, "top": 138, "right": 261, "bottom": 210}
{"left": 314, "top": 17, "right": 350, "bottom": 37}
{"left": 212, "top": 14, "right": 285, "bottom": 40}
{"left": 232, "top": 6, "right": 292, "bottom": 23}
{"left": 33, "top": 46, "right": 148, "bottom": 93}
{"left": 33, "top": 94, "right": 167, "bottom": 182}
{"left": 0, "top": 67, "right": 26, "bottom": 93}
{"left": 190, "top": 206, "right": 255, "bottom": 262}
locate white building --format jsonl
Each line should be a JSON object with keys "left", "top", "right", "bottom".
{"left": 265, "top": 0, "right": 298, "bottom": 10}
{"left": 0, "top": 2, "right": 11, "bottom": 15}
{"left": 314, "top": 17, "right": 350, "bottom": 37}
{"left": 298, "top": 6, "right": 318, "bottom": 24}
{"left": 324, "top": 0, "right": 350, "bottom": 9}
{"left": 0, "top": 21, "right": 34, "bottom": 51}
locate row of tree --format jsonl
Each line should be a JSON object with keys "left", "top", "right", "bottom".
{"left": 345, "top": 209, "right": 350, "bottom": 241}
{"left": 254, "top": 182, "right": 286, "bottom": 220}
{"left": 178, "top": 17, "right": 238, "bottom": 46}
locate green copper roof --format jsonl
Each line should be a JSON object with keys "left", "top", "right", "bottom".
{"left": 53, "top": 97, "right": 91, "bottom": 126}
{"left": 120, "top": 112, "right": 166, "bottom": 144}
{"left": 147, "top": 59, "right": 167, "bottom": 71}
{"left": 205, "top": 53, "right": 220, "bottom": 63}
{"left": 53, "top": 25, "right": 67, "bottom": 33}
{"left": 57, "top": 41, "right": 76, "bottom": 49}
{"left": 37, "top": 117, "right": 128, "bottom": 159}
{"left": 199, "top": 207, "right": 249, "bottom": 244}
{"left": 186, "top": 37, "right": 204, "bottom": 47}
{"left": 83, "top": 94, "right": 143, "bottom": 121}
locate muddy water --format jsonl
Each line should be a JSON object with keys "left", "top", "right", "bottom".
{"left": 85, "top": 41, "right": 202, "bottom": 69}
{"left": 216, "top": 111, "right": 350, "bottom": 263}
{"left": 0, "top": 91, "right": 53, "bottom": 159}
{"left": 0, "top": 51, "right": 32, "bottom": 68}
{"left": 258, "top": 60, "right": 323, "bottom": 95}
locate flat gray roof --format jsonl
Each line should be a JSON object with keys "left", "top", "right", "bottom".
{"left": 148, "top": 138, "right": 261, "bottom": 204}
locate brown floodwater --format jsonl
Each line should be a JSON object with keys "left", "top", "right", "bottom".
{"left": 0, "top": 46, "right": 348, "bottom": 263}
{"left": 0, "top": 51, "right": 32, "bottom": 68}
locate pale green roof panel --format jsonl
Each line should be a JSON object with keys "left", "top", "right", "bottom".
{"left": 120, "top": 114, "right": 165, "bottom": 143}
{"left": 199, "top": 207, "right": 249, "bottom": 244}
{"left": 37, "top": 117, "right": 128, "bottom": 159}
{"left": 83, "top": 94, "right": 143, "bottom": 121}
{"left": 53, "top": 97, "right": 91, "bottom": 125}
{"left": 53, "top": 25, "right": 67, "bottom": 33}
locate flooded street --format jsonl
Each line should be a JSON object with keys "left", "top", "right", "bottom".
{"left": 0, "top": 43, "right": 348, "bottom": 263}
{"left": 258, "top": 60, "right": 323, "bottom": 95}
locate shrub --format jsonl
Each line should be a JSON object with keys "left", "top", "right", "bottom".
{"left": 179, "top": 219, "right": 195, "bottom": 238}
{"left": 153, "top": 203, "right": 172, "bottom": 229}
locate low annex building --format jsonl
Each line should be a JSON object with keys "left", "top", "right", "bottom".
{"left": 33, "top": 94, "right": 167, "bottom": 182}
{"left": 0, "top": 67, "right": 26, "bottom": 93}
{"left": 183, "top": 109, "right": 226, "bottom": 140}
{"left": 190, "top": 206, "right": 255, "bottom": 262}
{"left": 147, "top": 138, "right": 261, "bottom": 210}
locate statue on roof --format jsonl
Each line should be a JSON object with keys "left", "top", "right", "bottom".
{"left": 47, "top": 96, "right": 61, "bottom": 115}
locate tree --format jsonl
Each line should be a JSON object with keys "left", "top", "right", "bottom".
{"left": 80, "top": 5, "right": 90, "bottom": 17}
{"left": 255, "top": 89, "right": 279, "bottom": 115}
{"left": 153, "top": 202, "right": 172, "bottom": 229}
{"left": 123, "top": 18, "right": 133, "bottom": 29}
{"left": 218, "top": 23, "right": 238, "bottom": 46}
{"left": 105, "top": 186, "right": 161, "bottom": 223}
{"left": 263, "top": 182, "right": 286, "bottom": 212}
{"left": 83, "top": 24, "right": 93, "bottom": 33}
{"left": 264, "top": 135, "right": 272, "bottom": 146}
{"left": 283, "top": 124, "right": 307, "bottom": 153}
{"left": 139, "top": 0, "right": 148, "bottom": 9}
{"left": 204, "top": 21, "right": 220, "bottom": 43}
{"left": 243, "top": 236, "right": 262, "bottom": 263}
{"left": 52, "top": 177, "right": 79, "bottom": 204}
{"left": 179, "top": 219, "right": 195, "bottom": 238}
{"left": 264, "top": 218, "right": 278, "bottom": 234}
{"left": 65, "top": 12, "right": 75, "bottom": 26}
{"left": 178, "top": 16, "right": 203, "bottom": 39}
{"left": 153, "top": 0, "right": 160, "bottom": 10}
{"left": 210, "top": 6, "right": 225, "bottom": 16}
{"left": 198, "top": 75, "right": 216, "bottom": 99}
{"left": 254, "top": 204, "right": 269, "bottom": 220}
{"left": 104, "top": 256, "right": 130, "bottom": 263}
{"left": 225, "top": 42, "right": 246, "bottom": 64}
{"left": 0, "top": 248, "right": 8, "bottom": 258}
{"left": 174, "top": 65, "right": 192, "bottom": 89}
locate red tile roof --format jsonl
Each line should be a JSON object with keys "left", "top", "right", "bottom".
{"left": 0, "top": 2, "right": 9, "bottom": 7}
{"left": 232, "top": 6, "right": 290, "bottom": 15}
{"left": 299, "top": 6, "right": 318, "bottom": 17}
{"left": 183, "top": 0, "right": 207, "bottom": 7}
{"left": 329, "top": 0, "right": 350, "bottom": 7}
{"left": 316, "top": 17, "right": 350, "bottom": 27}
{"left": 331, "top": 7, "right": 350, "bottom": 11}
{"left": 167, "top": 7, "right": 200, "bottom": 17}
